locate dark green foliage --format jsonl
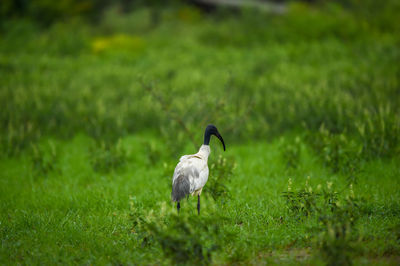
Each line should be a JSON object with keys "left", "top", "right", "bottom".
{"left": 30, "top": 141, "right": 59, "bottom": 177}
{"left": 308, "top": 127, "right": 362, "bottom": 185}
{"left": 281, "top": 137, "right": 302, "bottom": 169}
{"left": 357, "top": 107, "right": 400, "bottom": 159}
{"left": 283, "top": 178, "right": 362, "bottom": 265}
{"left": 282, "top": 189, "right": 321, "bottom": 219}
{"left": 145, "top": 215, "right": 224, "bottom": 265}
{"left": 318, "top": 194, "right": 360, "bottom": 266}
{"left": 282, "top": 177, "right": 333, "bottom": 218}
{"left": 143, "top": 140, "right": 162, "bottom": 166}
{"left": 1, "top": 0, "right": 126, "bottom": 26}
{"left": 89, "top": 139, "right": 127, "bottom": 173}
{"left": 0, "top": 121, "right": 41, "bottom": 158}
{"left": 129, "top": 198, "right": 231, "bottom": 265}
{"left": 206, "top": 155, "right": 235, "bottom": 201}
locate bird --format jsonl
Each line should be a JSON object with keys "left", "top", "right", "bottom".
{"left": 171, "top": 124, "right": 225, "bottom": 215}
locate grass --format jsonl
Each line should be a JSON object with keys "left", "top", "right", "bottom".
{"left": 1, "top": 134, "right": 399, "bottom": 264}
{"left": 1, "top": 1, "right": 400, "bottom": 264}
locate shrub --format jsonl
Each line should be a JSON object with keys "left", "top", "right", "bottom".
{"left": 308, "top": 126, "right": 362, "bottom": 184}
{"left": 129, "top": 199, "right": 232, "bottom": 265}
{"left": 283, "top": 178, "right": 361, "bottom": 265}
{"left": 206, "top": 155, "right": 236, "bottom": 202}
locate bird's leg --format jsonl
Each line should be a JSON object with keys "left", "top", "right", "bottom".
{"left": 197, "top": 195, "right": 200, "bottom": 215}
{"left": 177, "top": 201, "right": 180, "bottom": 214}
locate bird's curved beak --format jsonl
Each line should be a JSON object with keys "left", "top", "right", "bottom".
{"left": 215, "top": 133, "right": 226, "bottom": 151}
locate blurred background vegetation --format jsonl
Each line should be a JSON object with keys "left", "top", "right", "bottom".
{"left": 0, "top": 0, "right": 399, "bottom": 264}
{"left": 1, "top": 0, "right": 399, "bottom": 158}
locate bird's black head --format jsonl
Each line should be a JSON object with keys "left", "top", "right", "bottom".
{"left": 204, "top": 124, "right": 225, "bottom": 151}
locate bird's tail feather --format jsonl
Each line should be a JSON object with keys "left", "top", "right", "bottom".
{"left": 171, "top": 175, "right": 190, "bottom": 202}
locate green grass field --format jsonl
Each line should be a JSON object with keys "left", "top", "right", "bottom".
{"left": 1, "top": 1, "right": 400, "bottom": 265}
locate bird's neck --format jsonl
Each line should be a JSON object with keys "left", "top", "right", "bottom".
{"left": 203, "top": 129, "right": 212, "bottom": 145}
{"left": 197, "top": 145, "right": 211, "bottom": 159}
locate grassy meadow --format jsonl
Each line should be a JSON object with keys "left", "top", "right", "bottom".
{"left": 1, "top": 1, "right": 400, "bottom": 264}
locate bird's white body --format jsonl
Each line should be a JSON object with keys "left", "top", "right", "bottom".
{"left": 171, "top": 145, "right": 210, "bottom": 200}
{"left": 171, "top": 124, "right": 224, "bottom": 214}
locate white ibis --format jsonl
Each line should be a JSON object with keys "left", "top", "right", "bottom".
{"left": 171, "top": 124, "right": 226, "bottom": 214}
